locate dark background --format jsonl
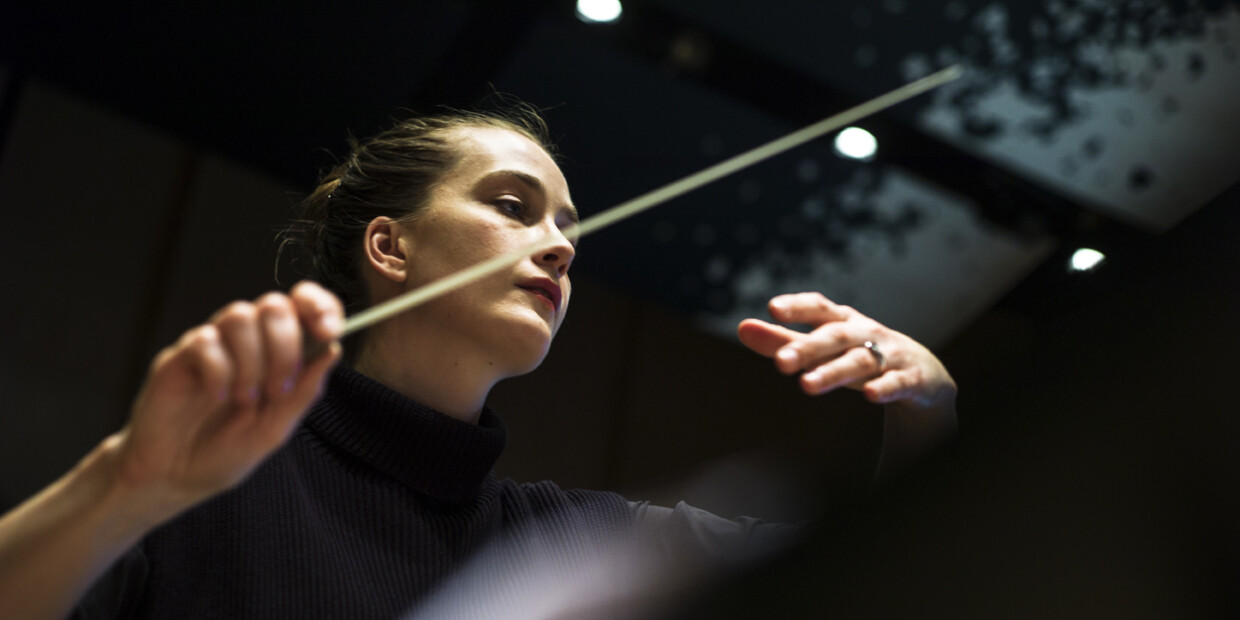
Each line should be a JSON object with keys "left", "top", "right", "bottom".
{"left": 0, "top": 1, "right": 1237, "bottom": 614}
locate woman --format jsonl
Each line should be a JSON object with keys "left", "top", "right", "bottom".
{"left": 0, "top": 107, "right": 956, "bottom": 619}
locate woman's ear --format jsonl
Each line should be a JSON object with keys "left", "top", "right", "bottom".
{"left": 363, "top": 216, "right": 409, "bottom": 283}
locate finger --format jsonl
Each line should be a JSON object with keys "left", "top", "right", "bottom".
{"left": 768, "top": 292, "right": 853, "bottom": 325}
{"left": 770, "top": 319, "right": 870, "bottom": 377}
{"left": 173, "top": 325, "right": 234, "bottom": 404}
{"left": 291, "top": 281, "right": 344, "bottom": 345}
{"left": 800, "top": 346, "right": 884, "bottom": 396}
{"left": 782, "top": 320, "right": 881, "bottom": 373}
{"left": 862, "top": 369, "right": 920, "bottom": 404}
{"left": 212, "top": 302, "right": 264, "bottom": 404}
{"left": 256, "top": 293, "right": 301, "bottom": 401}
{"left": 143, "top": 325, "right": 233, "bottom": 416}
{"left": 188, "top": 326, "right": 233, "bottom": 400}
{"left": 736, "top": 318, "right": 803, "bottom": 358}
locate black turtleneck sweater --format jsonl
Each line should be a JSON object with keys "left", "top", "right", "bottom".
{"left": 73, "top": 366, "right": 639, "bottom": 619}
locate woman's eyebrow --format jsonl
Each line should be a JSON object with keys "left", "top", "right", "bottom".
{"left": 480, "top": 169, "right": 579, "bottom": 222}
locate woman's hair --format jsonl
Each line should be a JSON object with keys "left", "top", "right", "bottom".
{"left": 279, "top": 104, "right": 556, "bottom": 357}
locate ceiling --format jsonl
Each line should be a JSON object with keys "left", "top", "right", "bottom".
{"left": 2, "top": 0, "right": 1237, "bottom": 348}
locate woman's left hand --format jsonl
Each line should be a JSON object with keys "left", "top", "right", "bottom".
{"left": 737, "top": 292, "right": 956, "bottom": 414}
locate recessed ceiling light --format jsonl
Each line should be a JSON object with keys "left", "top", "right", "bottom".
{"left": 834, "top": 126, "right": 878, "bottom": 161}
{"left": 1069, "top": 248, "right": 1106, "bottom": 272}
{"left": 576, "top": 0, "right": 622, "bottom": 23}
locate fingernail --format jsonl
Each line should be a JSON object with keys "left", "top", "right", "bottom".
{"left": 771, "top": 299, "right": 788, "bottom": 312}
{"left": 777, "top": 348, "right": 799, "bottom": 365}
{"left": 248, "top": 386, "right": 260, "bottom": 402}
{"left": 282, "top": 376, "right": 295, "bottom": 393}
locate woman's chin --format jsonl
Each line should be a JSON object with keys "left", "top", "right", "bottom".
{"left": 493, "top": 313, "right": 556, "bottom": 374}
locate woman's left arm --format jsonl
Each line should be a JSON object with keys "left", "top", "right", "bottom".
{"left": 737, "top": 292, "right": 957, "bottom": 480}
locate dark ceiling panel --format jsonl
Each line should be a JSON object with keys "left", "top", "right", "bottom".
{"left": 406, "top": 0, "right": 550, "bottom": 110}
{"left": 586, "top": 1, "right": 1107, "bottom": 239}
{"left": 0, "top": 1, "right": 478, "bottom": 186}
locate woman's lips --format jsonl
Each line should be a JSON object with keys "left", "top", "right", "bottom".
{"left": 518, "top": 277, "right": 561, "bottom": 313}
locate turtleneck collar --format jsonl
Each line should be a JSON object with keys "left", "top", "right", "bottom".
{"left": 304, "top": 365, "right": 507, "bottom": 503}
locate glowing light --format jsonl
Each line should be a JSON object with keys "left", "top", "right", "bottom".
{"left": 833, "top": 127, "right": 878, "bottom": 160}
{"left": 576, "top": 0, "right": 622, "bottom": 23}
{"left": 1069, "top": 248, "right": 1105, "bottom": 271}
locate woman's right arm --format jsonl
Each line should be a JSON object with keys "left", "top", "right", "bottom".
{"left": 0, "top": 281, "right": 343, "bottom": 620}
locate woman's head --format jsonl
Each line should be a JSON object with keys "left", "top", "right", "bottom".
{"left": 371, "top": 124, "right": 577, "bottom": 378}
{"left": 285, "top": 106, "right": 559, "bottom": 318}
{"left": 283, "top": 105, "right": 576, "bottom": 375}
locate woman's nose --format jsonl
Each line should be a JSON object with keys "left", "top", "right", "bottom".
{"left": 534, "top": 227, "right": 575, "bottom": 276}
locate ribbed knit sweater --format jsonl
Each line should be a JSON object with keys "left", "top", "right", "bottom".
{"left": 74, "top": 366, "right": 638, "bottom": 619}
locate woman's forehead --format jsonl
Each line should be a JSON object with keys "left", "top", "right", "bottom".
{"left": 451, "top": 127, "right": 561, "bottom": 176}
{"left": 444, "top": 126, "right": 572, "bottom": 206}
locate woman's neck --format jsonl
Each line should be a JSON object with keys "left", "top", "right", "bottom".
{"left": 350, "top": 320, "right": 502, "bottom": 425}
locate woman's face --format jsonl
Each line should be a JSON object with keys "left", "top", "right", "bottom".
{"left": 399, "top": 126, "right": 578, "bottom": 374}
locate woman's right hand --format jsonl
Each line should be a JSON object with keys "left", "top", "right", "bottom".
{"left": 0, "top": 281, "right": 343, "bottom": 620}
{"left": 111, "top": 280, "right": 343, "bottom": 523}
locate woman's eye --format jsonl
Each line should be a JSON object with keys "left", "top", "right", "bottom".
{"left": 496, "top": 199, "right": 525, "bottom": 218}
